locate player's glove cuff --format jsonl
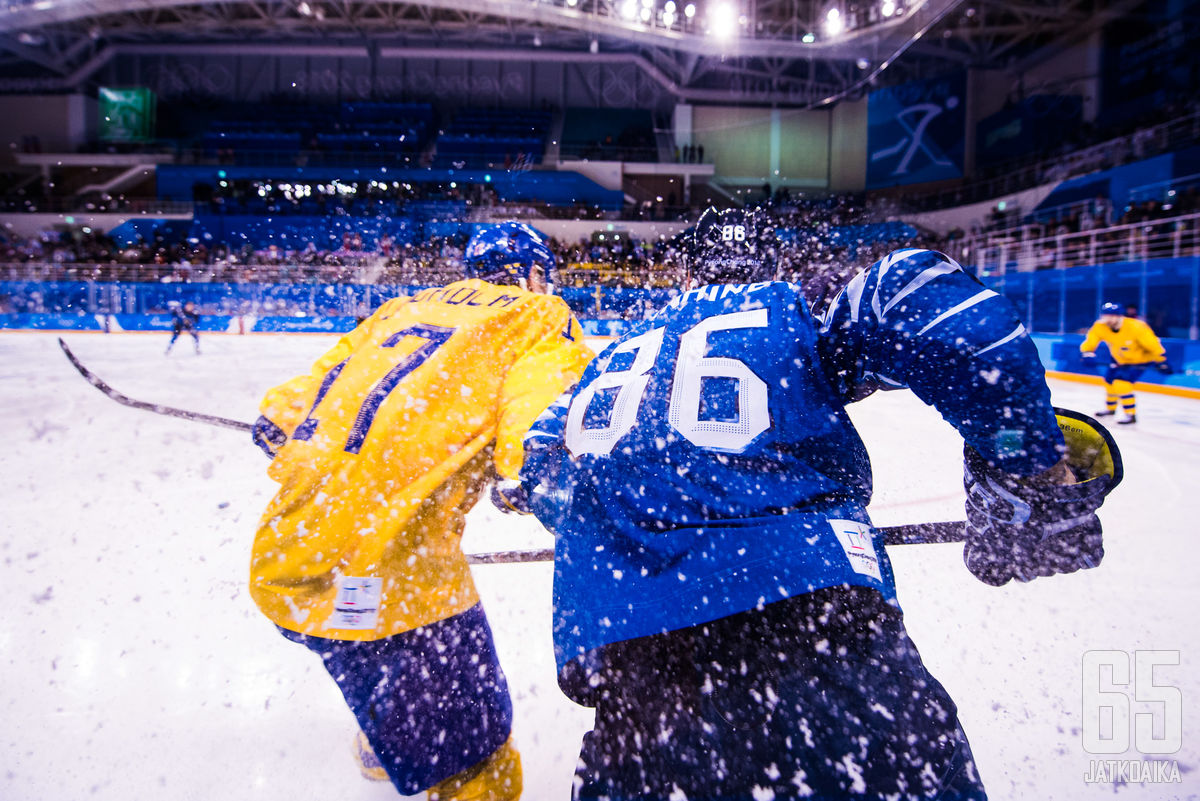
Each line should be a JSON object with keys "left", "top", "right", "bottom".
{"left": 252, "top": 416, "right": 287, "bottom": 458}
{"left": 490, "top": 478, "right": 532, "bottom": 515}
{"left": 1155, "top": 360, "right": 1174, "bottom": 375}
{"left": 963, "top": 408, "right": 1122, "bottom": 586}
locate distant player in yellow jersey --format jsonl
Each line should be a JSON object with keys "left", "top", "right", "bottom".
{"left": 248, "top": 222, "right": 594, "bottom": 800}
{"left": 1080, "top": 302, "right": 1173, "bottom": 425}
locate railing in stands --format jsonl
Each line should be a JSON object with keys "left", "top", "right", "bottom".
{"left": 949, "top": 210, "right": 1200, "bottom": 276}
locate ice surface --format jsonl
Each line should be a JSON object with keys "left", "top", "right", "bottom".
{"left": 1, "top": 331, "right": 1196, "bottom": 800}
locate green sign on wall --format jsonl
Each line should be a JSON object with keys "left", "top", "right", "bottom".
{"left": 98, "top": 87, "right": 156, "bottom": 142}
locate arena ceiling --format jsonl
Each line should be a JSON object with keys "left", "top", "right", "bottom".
{"left": 0, "top": 0, "right": 1134, "bottom": 105}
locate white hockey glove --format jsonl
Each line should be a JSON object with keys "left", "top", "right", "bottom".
{"left": 963, "top": 408, "right": 1122, "bottom": 586}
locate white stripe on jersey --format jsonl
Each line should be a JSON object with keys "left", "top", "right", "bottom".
{"left": 865, "top": 370, "right": 907, "bottom": 389}
{"left": 870, "top": 248, "right": 931, "bottom": 322}
{"left": 916, "top": 289, "right": 997, "bottom": 336}
{"left": 974, "top": 323, "right": 1026, "bottom": 357}
{"left": 844, "top": 269, "right": 869, "bottom": 324}
{"left": 881, "top": 259, "right": 962, "bottom": 319}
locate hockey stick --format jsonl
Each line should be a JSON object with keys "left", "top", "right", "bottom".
{"left": 58, "top": 338, "right": 254, "bottom": 433}
{"left": 465, "top": 520, "right": 967, "bottom": 564}
{"left": 56, "top": 340, "right": 966, "bottom": 553}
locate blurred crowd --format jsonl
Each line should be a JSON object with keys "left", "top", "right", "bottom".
{"left": 1, "top": 193, "right": 947, "bottom": 295}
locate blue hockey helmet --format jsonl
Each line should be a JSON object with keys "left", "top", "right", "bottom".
{"left": 464, "top": 222, "right": 556, "bottom": 286}
{"left": 1100, "top": 301, "right": 1122, "bottom": 315}
{"left": 687, "top": 206, "right": 777, "bottom": 284}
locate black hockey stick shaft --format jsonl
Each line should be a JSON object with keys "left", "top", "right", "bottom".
{"left": 58, "top": 338, "right": 254, "bottom": 433}
{"left": 466, "top": 520, "right": 967, "bottom": 564}
{"left": 56, "top": 340, "right": 965, "bottom": 553}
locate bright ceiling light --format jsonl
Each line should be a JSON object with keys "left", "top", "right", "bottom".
{"left": 620, "top": 0, "right": 638, "bottom": 19}
{"left": 824, "top": 7, "right": 843, "bottom": 36}
{"left": 880, "top": 0, "right": 895, "bottom": 16}
{"left": 684, "top": 3, "right": 696, "bottom": 18}
{"left": 710, "top": 1, "right": 737, "bottom": 38}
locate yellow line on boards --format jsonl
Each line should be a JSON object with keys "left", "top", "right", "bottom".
{"left": 1046, "top": 370, "right": 1200, "bottom": 400}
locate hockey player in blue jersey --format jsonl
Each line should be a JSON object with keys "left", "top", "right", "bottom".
{"left": 509, "top": 208, "right": 1122, "bottom": 800}
{"left": 165, "top": 301, "right": 200, "bottom": 355}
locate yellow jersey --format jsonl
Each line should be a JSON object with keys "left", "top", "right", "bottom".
{"left": 1080, "top": 317, "right": 1166, "bottom": 366}
{"left": 250, "top": 279, "right": 594, "bottom": 641}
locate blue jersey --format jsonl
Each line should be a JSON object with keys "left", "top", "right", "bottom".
{"left": 523, "top": 249, "right": 1064, "bottom": 671}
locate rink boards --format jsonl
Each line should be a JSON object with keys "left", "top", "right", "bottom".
{"left": 4, "top": 310, "right": 1198, "bottom": 395}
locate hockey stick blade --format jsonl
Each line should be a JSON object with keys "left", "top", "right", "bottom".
{"left": 465, "top": 520, "right": 967, "bottom": 565}
{"left": 58, "top": 338, "right": 254, "bottom": 433}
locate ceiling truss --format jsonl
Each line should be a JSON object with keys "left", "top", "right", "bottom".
{"left": 0, "top": 0, "right": 1120, "bottom": 105}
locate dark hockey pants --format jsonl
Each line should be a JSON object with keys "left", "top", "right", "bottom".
{"left": 567, "top": 587, "right": 988, "bottom": 801}
{"left": 280, "top": 603, "right": 514, "bottom": 795}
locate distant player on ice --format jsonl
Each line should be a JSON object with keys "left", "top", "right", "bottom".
{"left": 510, "top": 208, "right": 1123, "bottom": 800}
{"left": 164, "top": 301, "right": 200, "bottom": 355}
{"left": 247, "top": 222, "right": 593, "bottom": 800}
{"left": 1080, "top": 301, "right": 1172, "bottom": 424}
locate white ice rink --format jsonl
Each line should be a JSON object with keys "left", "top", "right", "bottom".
{"left": 2, "top": 330, "right": 1197, "bottom": 801}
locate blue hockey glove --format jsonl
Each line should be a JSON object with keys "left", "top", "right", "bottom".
{"left": 490, "top": 478, "right": 532, "bottom": 515}
{"left": 252, "top": 415, "right": 287, "bottom": 458}
{"left": 1080, "top": 351, "right": 1097, "bottom": 368}
{"left": 963, "top": 408, "right": 1122, "bottom": 586}
{"left": 1155, "top": 360, "right": 1174, "bottom": 375}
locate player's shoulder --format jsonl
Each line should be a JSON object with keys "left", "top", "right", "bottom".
{"left": 868, "top": 248, "right": 963, "bottom": 279}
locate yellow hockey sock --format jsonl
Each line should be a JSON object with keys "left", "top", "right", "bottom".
{"left": 428, "top": 737, "right": 523, "bottom": 801}
{"left": 352, "top": 730, "right": 390, "bottom": 782}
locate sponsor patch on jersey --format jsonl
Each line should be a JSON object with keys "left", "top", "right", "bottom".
{"left": 828, "top": 519, "right": 882, "bottom": 582}
{"left": 328, "top": 576, "right": 382, "bottom": 631}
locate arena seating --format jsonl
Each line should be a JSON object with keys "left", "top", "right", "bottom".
{"left": 432, "top": 108, "right": 551, "bottom": 168}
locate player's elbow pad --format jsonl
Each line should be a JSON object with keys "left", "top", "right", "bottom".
{"left": 252, "top": 416, "right": 287, "bottom": 458}
{"left": 962, "top": 408, "right": 1122, "bottom": 586}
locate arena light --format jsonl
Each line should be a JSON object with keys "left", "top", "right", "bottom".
{"left": 620, "top": 0, "right": 638, "bottom": 20}
{"left": 824, "top": 7, "right": 843, "bottom": 36}
{"left": 802, "top": 31, "right": 815, "bottom": 42}
{"left": 880, "top": 0, "right": 895, "bottom": 16}
{"left": 710, "top": 1, "right": 737, "bottom": 39}
{"left": 684, "top": 3, "right": 696, "bottom": 19}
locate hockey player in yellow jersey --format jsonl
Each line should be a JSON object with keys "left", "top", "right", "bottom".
{"left": 249, "top": 222, "right": 594, "bottom": 800}
{"left": 1080, "top": 302, "right": 1172, "bottom": 425}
